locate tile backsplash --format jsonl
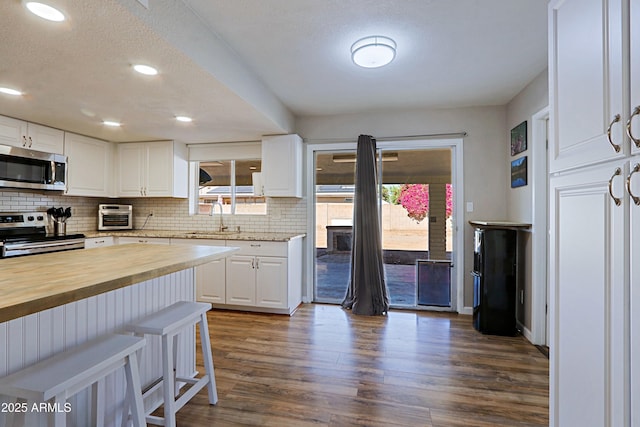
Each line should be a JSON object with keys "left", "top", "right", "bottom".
{"left": 0, "top": 189, "right": 307, "bottom": 234}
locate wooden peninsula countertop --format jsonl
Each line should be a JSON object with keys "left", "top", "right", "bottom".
{"left": 0, "top": 243, "right": 238, "bottom": 323}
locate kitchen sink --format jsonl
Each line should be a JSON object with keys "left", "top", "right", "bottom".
{"left": 184, "top": 231, "right": 239, "bottom": 237}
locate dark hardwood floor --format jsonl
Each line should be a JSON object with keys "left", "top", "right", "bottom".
{"left": 176, "top": 304, "right": 548, "bottom": 426}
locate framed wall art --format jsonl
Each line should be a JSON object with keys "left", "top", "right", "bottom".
{"left": 510, "top": 120, "right": 527, "bottom": 156}
{"left": 511, "top": 156, "right": 527, "bottom": 188}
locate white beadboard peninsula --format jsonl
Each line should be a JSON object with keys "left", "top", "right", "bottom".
{"left": 0, "top": 243, "right": 237, "bottom": 427}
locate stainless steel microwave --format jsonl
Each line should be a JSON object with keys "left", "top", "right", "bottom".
{"left": 98, "top": 204, "right": 133, "bottom": 230}
{"left": 0, "top": 144, "right": 67, "bottom": 191}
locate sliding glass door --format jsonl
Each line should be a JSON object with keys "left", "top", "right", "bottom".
{"left": 312, "top": 142, "right": 456, "bottom": 310}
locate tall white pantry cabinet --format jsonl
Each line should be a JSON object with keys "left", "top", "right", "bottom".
{"left": 548, "top": 1, "right": 640, "bottom": 426}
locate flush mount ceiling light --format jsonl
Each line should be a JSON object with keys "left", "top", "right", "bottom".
{"left": 0, "top": 87, "right": 23, "bottom": 96}
{"left": 24, "top": 2, "right": 65, "bottom": 22}
{"left": 133, "top": 64, "right": 158, "bottom": 76}
{"left": 351, "top": 36, "right": 396, "bottom": 68}
{"left": 103, "top": 120, "right": 121, "bottom": 127}
{"left": 175, "top": 116, "right": 192, "bottom": 123}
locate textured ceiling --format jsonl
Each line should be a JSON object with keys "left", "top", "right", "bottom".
{"left": 0, "top": 0, "right": 548, "bottom": 144}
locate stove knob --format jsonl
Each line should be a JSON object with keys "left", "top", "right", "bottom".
{"left": 37, "top": 215, "right": 44, "bottom": 221}
{"left": 28, "top": 216, "right": 34, "bottom": 221}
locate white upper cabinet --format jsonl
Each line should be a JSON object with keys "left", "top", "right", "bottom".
{"left": 117, "top": 140, "right": 188, "bottom": 198}
{"left": 261, "top": 134, "right": 302, "bottom": 197}
{"left": 0, "top": 116, "right": 64, "bottom": 154}
{"left": 549, "top": 0, "right": 625, "bottom": 172}
{"left": 64, "top": 132, "right": 114, "bottom": 197}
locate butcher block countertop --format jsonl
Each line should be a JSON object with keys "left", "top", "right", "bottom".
{"left": 0, "top": 244, "right": 238, "bottom": 323}
{"left": 84, "top": 230, "right": 305, "bottom": 242}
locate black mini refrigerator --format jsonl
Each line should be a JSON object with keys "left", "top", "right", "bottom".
{"left": 471, "top": 226, "right": 518, "bottom": 336}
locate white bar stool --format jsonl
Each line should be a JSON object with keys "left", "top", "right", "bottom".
{"left": 125, "top": 301, "right": 217, "bottom": 427}
{"left": 0, "top": 334, "right": 146, "bottom": 427}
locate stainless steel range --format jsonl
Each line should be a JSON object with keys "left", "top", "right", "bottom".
{"left": 0, "top": 212, "right": 85, "bottom": 258}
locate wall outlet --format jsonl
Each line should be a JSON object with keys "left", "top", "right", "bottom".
{"left": 148, "top": 210, "right": 154, "bottom": 217}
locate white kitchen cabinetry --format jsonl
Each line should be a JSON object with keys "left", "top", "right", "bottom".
{"left": 117, "top": 140, "right": 188, "bottom": 198}
{"left": 261, "top": 134, "right": 302, "bottom": 197}
{"left": 64, "top": 133, "right": 114, "bottom": 197}
{"left": 632, "top": 154, "right": 640, "bottom": 426}
{"left": 549, "top": 161, "right": 626, "bottom": 427}
{"left": 171, "top": 238, "right": 226, "bottom": 304}
{"left": 85, "top": 236, "right": 115, "bottom": 248}
{"left": 548, "top": 0, "right": 625, "bottom": 172}
{"left": 0, "top": 115, "right": 64, "bottom": 154}
{"left": 631, "top": 0, "right": 640, "bottom": 157}
{"left": 226, "top": 238, "right": 302, "bottom": 314}
{"left": 115, "top": 237, "right": 170, "bottom": 245}
{"left": 549, "top": 0, "right": 639, "bottom": 425}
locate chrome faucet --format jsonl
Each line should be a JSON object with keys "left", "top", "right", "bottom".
{"left": 210, "top": 202, "right": 228, "bottom": 232}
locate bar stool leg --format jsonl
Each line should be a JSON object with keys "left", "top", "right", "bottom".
{"left": 124, "top": 353, "right": 146, "bottom": 427}
{"left": 198, "top": 312, "right": 218, "bottom": 405}
{"left": 173, "top": 333, "right": 180, "bottom": 397}
{"left": 53, "top": 394, "right": 66, "bottom": 427}
{"left": 161, "top": 333, "right": 177, "bottom": 427}
{"left": 92, "top": 379, "right": 106, "bottom": 427}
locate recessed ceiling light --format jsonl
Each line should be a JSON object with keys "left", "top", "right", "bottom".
{"left": 103, "top": 121, "right": 121, "bottom": 127}
{"left": 351, "top": 36, "right": 397, "bottom": 68}
{"left": 133, "top": 64, "right": 158, "bottom": 76}
{"left": 0, "top": 87, "right": 23, "bottom": 96}
{"left": 175, "top": 116, "right": 192, "bottom": 123}
{"left": 25, "top": 2, "right": 65, "bottom": 22}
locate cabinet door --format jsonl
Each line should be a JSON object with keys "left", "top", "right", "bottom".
{"left": 65, "top": 133, "right": 113, "bottom": 197}
{"left": 26, "top": 123, "right": 64, "bottom": 154}
{"left": 196, "top": 259, "right": 226, "bottom": 304}
{"left": 226, "top": 256, "right": 256, "bottom": 305}
{"left": 145, "top": 141, "right": 174, "bottom": 196}
{"left": 171, "top": 238, "right": 227, "bottom": 304}
{"left": 630, "top": 156, "right": 640, "bottom": 426}
{"left": 631, "top": 0, "right": 640, "bottom": 156}
{"left": 262, "top": 134, "right": 302, "bottom": 197}
{"left": 549, "top": 161, "right": 626, "bottom": 427}
{"left": 117, "top": 143, "right": 144, "bottom": 196}
{"left": 255, "top": 257, "right": 287, "bottom": 308}
{"left": 0, "top": 115, "right": 26, "bottom": 148}
{"left": 549, "top": 0, "right": 624, "bottom": 172}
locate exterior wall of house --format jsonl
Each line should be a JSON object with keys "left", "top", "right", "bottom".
{"left": 296, "top": 105, "right": 509, "bottom": 310}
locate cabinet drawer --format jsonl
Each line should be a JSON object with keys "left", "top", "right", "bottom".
{"left": 85, "top": 236, "right": 115, "bottom": 248}
{"left": 231, "top": 240, "right": 287, "bottom": 257}
{"left": 116, "top": 237, "right": 170, "bottom": 245}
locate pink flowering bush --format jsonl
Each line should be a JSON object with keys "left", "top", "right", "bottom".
{"left": 398, "top": 183, "right": 454, "bottom": 223}
{"left": 398, "top": 184, "right": 430, "bottom": 222}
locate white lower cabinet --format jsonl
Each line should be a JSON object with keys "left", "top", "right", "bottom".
{"left": 115, "top": 237, "right": 170, "bottom": 245}
{"left": 171, "top": 238, "right": 226, "bottom": 304}
{"left": 225, "top": 239, "right": 301, "bottom": 314}
{"left": 549, "top": 160, "right": 627, "bottom": 426}
{"left": 85, "top": 236, "right": 115, "bottom": 248}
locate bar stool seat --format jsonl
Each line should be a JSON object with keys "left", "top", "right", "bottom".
{"left": 125, "top": 301, "right": 217, "bottom": 427}
{"left": 0, "top": 334, "right": 146, "bottom": 427}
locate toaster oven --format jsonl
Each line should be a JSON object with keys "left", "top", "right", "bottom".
{"left": 98, "top": 204, "right": 132, "bottom": 230}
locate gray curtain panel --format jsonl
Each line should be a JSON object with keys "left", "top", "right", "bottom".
{"left": 342, "top": 135, "right": 390, "bottom": 315}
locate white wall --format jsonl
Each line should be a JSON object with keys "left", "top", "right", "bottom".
{"left": 296, "top": 105, "right": 508, "bottom": 309}
{"left": 505, "top": 69, "right": 549, "bottom": 330}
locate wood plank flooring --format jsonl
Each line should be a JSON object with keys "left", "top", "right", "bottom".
{"left": 177, "top": 304, "right": 548, "bottom": 426}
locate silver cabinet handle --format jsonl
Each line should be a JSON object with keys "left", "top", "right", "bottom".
{"left": 22, "top": 135, "right": 28, "bottom": 147}
{"left": 255, "top": 258, "right": 259, "bottom": 269}
{"left": 607, "top": 114, "right": 621, "bottom": 152}
{"left": 251, "top": 258, "right": 255, "bottom": 269}
{"left": 609, "top": 167, "right": 622, "bottom": 206}
{"left": 627, "top": 106, "right": 640, "bottom": 148}
{"left": 28, "top": 136, "right": 32, "bottom": 148}
{"left": 627, "top": 163, "right": 640, "bottom": 206}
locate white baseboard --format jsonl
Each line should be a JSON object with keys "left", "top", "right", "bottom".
{"left": 517, "top": 320, "right": 533, "bottom": 343}
{"left": 459, "top": 306, "right": 473, "bottom": 315}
